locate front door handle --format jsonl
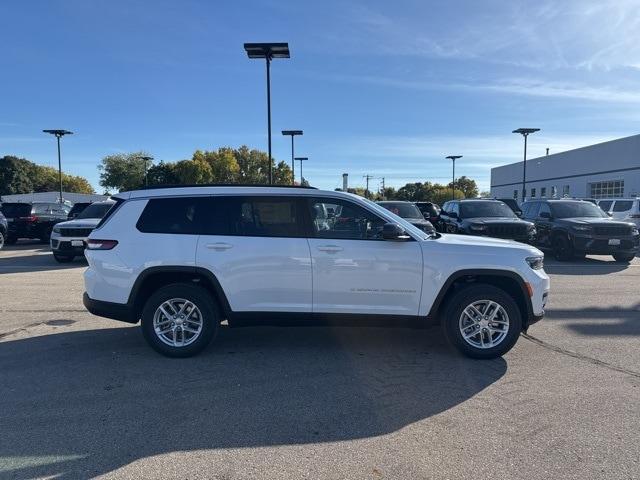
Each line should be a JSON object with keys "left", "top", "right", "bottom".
{"left": 206, "top": 242, "right": 233, "bottom": 251}
{"left": 317, "top": 245, "right": 343, "bottom": 253}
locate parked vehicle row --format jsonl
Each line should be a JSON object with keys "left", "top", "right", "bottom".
{"left": 0, "top": 201, "right": 71, "bottom": 244}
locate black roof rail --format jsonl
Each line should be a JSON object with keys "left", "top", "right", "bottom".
{"left": 137, "top": 183, "right": 318, "bottom": 191}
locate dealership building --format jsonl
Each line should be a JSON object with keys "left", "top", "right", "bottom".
{"left": 490, "top": 134, "right": 640, "bottom": 201}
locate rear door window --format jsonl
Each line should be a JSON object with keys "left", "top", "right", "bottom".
{"left": 219, "top": 196, "right": 305, "bottom": 238}
{"left": 136, "top": 197, "right": 209, "bottom": 234}
{"left": 612, "top": 200, "right": 633, "bottom": 212}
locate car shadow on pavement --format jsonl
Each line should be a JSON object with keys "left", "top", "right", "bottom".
{"left": 542, "top": 255, "right": 630, "bottom": 275}
{"left": 0, "top": 251, "right": 86, "bottom": 273}
{"left": 0, "top": 324, "right": 506, "bottom": 479}
{"left": 546, "top": 304, "right": 640, "bottom": 336}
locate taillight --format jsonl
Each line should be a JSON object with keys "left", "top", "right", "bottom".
{"left": 629, "top": 214, "right": 640, "bottom": 218}
{"left": 19, "top": 215, "right": 37, "bottom": 222}
{"left": 87, "top": 239, "right": 118, "bottom": 250}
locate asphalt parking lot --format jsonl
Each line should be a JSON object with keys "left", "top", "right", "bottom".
{"left": 1, "top": 243, "right": 639, "bottom": 480}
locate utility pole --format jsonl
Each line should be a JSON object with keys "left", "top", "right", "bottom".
{"left": 363, "top": 174, "right": 374, "bottom": 199}
{"left": 379, "top": 177, "right": 386, "bottom": 199}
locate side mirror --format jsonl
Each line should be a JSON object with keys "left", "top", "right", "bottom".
{"left": 539, "top": 211, "right": 551, "bottom": 219}
{"left": 607, "top": 212, "right": 612, "bottom": 217}
{"left": 382, "top": 223, "right": 411, "bottom": 241}
{"left": 516, "top": 211, "right": 523, "bottom": 218}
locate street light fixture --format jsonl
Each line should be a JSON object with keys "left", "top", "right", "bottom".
{"left": 512, "top": 128, "right": 540, "bottom": 202}
{"left": 42, "top": 129, "right": 73, "bottom": 204}
{"left": 244, "top": 42, "right": 290, "bottom": 185}
{"left": 282, "top": 130, "right": 303, "bottom": 184}
{"left": 137, "top": 156, "right": 154, "bottom": 187}
{"left": 294, "top": 157, "right": 308, "bottom": 184}
{"left": 446, "top": 155, "right": 462, "bottom": 201}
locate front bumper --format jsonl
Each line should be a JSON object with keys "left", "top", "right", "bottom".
{"left": 572, "top": 233, "right": 639, "bottom": 254}
{"left": 51, "top": 235, "right": 88, "bottom": 255}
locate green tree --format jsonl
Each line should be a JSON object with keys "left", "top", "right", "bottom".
{"left": 194, "top": 148, "right": 240, "bottom": 183}
{"left": 430, "top": 186, "right": 464, "bottom": 205}
{"left": 0, "top": 156, "right": 33, "bottom": 195}
{"left": 173, "top": 158, "right": 212, "bottom": 184}
{"left": 479, "top": 190, "right": 491, "bottom": 198}
{"left": 273, "top": 161, "right": 293, "bottom": 185}
{"left": 99, "top": 152, "right": 150, "bottom": 192}
{"left": 147, "top": 161, "right": 179, "bottom": 186}
{"left": 447, "top": 176, "right": 478, "bottom": 198}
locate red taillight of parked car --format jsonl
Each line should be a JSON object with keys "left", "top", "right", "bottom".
{"left": 86, "top": 239, "right": 118, "bottom": 250}
{"left": 19, "top": 215, "right": 38, "bottom": 222}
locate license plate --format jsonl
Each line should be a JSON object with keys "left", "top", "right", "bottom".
{"left": 71, "top": 240, "right": 84, "bottom": 247}
{"left": 609, "top": 239, "right": 621, "bottom": 246}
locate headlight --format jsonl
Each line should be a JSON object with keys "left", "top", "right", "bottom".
{"left": 526, "top": 256, "right": 544, "bottom": 270}
{"left": 52, "top": 226, "right": 61, "bottom": 234}
{"left": 469, "top": 224, "right": 487, "bottom": 231}
{"left": 632, "top": 227, "right": 639, "bottom": 235}
{"left": 572, "top": 225, "right": 592, "bottom": 232}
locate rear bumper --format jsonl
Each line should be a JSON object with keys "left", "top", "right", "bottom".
{"left": 83, "top": 292, "right": 138, "bottom": 324}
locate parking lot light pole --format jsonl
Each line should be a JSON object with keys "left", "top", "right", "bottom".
{"left": 282, "top": 130, "right": 303, "bottom": 184}
{"left": 294, "top": 157, "right": 308, "bottom": 184}
{"left": 137, "top": 156, "right": 154, "bottom": 187}
{"left": 244, "top": 42, "right": 290, "bottom": 185}
{"left": 43, "top": 129, "right": 73, "bottom": 204}
{"left": 512, "top": 128, "right": 540, "bottom": 202}
{"left": 446, "top": 155, "right": 462, "bottom": 201}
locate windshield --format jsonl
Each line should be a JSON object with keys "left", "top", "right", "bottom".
{"left": 551, "top": 202, "right": 608, "bottom": 219}
{"left": 459, "top": 202, "right": 516, "bottom": 218}
{"left": 76, "top": 202, "right": 114, "bottom": 219}
{"left": 378, "top": 202, "right": 423, "bottom": 219}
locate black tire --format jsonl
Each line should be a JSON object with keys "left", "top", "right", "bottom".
{"left": 441, "top": 284, "right": 523, "bottom": 359}
{"left": 0, "top": 231, "right": 4, "bottom": 250}
{"left": 552, "top": 234, "right": 573, "bottom": 261}
{"left": 53, "top": 253, "right": 74, "bottom": 263}
{"left": 5, "top": 235, "right": 17, "bottom": 245}
{"left": 141, "top": 283, "right": 219, "bottom": 358}
{"left": 613, "top": 253, "right": 635, "bottom": 263}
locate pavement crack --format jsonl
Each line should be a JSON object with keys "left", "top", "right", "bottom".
{"left": 522, "top": 333, "right": 640, "bottom": 379}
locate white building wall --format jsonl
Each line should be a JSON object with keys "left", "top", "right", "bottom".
{"left": 491, "top": 134, "right": 640, "bottom": 200}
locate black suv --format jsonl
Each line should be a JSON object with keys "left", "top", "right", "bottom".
{"left": 439, "top": 199, "right": 536, "bottom": 242}
{"left": 522, "top": 199, "right": 639, "bottom": 262}
{"left": 415, "top": 201, "right": 441, "bottom": 224}
{"left": 377, "top": 201, "right": 435, "bottom": 234}
{"left": 0, "top": 202, "right": 70, "bottom": 244}
{"left": 67, "top": 202, "right": 92, "bottom": 220}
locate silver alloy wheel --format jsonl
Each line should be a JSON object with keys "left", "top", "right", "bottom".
{"left": 458, "top": 299, "right": 510, "bottom": 349}
{"left": 153, "top": 298, "right": 203, "bottom": 347}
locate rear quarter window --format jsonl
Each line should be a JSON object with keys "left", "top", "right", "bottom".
{"left": 612, "top": 200, "right": 633, "bottom": 212}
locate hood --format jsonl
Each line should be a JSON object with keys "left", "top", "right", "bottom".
{"left": 431, "top": 233, "right": 543, "bottom": 256}
{"left": 556, "top": 217, "right": 633, "bottom": 226}
{"left": 407, "top": 218, "right": 431, "bottom": 225}
{"left": 54, "top": 218, "right": 102, "bottom": 229}
{"left": 465, "top": 217, "right": 532, "bottom": 225}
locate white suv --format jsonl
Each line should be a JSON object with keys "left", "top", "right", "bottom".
{"left": 83, "top": 186, "right": 549, "bottom": 359}
{"left": 597, "top": 198, "right": 640, "bottom": 227}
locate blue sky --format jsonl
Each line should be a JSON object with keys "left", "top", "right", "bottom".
{"left": 2, "top": 0, "right": 640, "bottom": 193}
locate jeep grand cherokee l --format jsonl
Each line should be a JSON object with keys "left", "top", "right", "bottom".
{"left": 83, "top": 186, "right": 549, "bottom": 359}
{"left": 522, "top": 199, "right": 639, "bottom": 262}
{"left": 439, "top": 199, "right": 536, "bottom": 243}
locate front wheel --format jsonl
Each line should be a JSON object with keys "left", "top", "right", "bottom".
{"left": 613, "top": 253, "right": 635, "bottom": 263}
{"left": 141, "top": 283, "right": 219, "bottom": 357}
{"left": 552, "top": 234, "right": 573, "bottom": 261}
{"left": 442, "top": 284, "right": 522, "bottom": 359}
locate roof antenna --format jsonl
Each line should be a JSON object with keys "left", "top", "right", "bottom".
{"left": 546, "top": 148, "right": 549, "bottom": 156}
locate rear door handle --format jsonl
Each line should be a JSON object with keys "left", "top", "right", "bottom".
{"left": 317, "top": 245, "right": 343, "bottom": 253}
{"left": 206, "top": 242, "right": 233, "bottom": 251}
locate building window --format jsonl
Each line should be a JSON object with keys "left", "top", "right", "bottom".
{"left": 551, "top": 186, "right": 557, "bottom": 198}
{"left": 540, "top": 187, "right": 546, "bottom": 197}
{"left": 513, "top": 189, "right": 518, "bottom": 199}
{"left": 531, "top": 188, "right": 536, "bottom": 198}
{"left": 589, "top": 180, "right": 624, "bottom": 199}
{"left": 563, "top": 185, "right": 570, "bottom": 197}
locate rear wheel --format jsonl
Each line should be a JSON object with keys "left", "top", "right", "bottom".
{"left": 613, "top": 253, "right": 635, "bottom": 263}
{"left": 53, "top": 253, "right": 74, "bottom": 263}
{"left": 0, "top": 231, "right": 4, "bottom": 250}
{"left": 141, "top": 283, "right": 219, "bottom": 357}
{"left": 552, "top": 234, "right": 573, "bottom": 261}
{"left": 442, "top": 284, "right": 522, "bottom": 359}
